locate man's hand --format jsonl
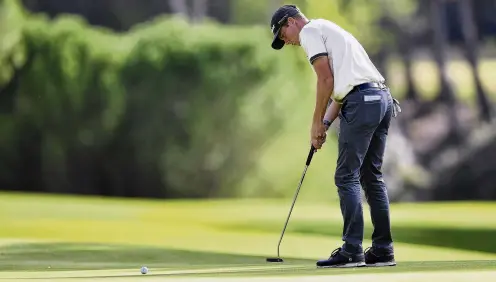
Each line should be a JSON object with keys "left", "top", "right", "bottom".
{"left": 311, "top": 121, "right": 327, "bottom": 150}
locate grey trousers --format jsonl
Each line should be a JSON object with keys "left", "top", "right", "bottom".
{"left": 335, "top": 86, "right": 394, "bottom": 255}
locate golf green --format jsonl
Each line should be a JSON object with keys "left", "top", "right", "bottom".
{"left": 0, "top": 192, "right": 495, "bottom": 281}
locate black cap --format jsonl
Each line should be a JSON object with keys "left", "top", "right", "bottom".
{"left": 270, "top": 5, "right": 301, "bottom": 50}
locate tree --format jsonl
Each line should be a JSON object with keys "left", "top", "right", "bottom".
{"left": 168, "top": 0, "right": 209, "bottom": 23}
{"left": 378, "top": 0, "right": 422, "bottom": 102}
{"left": 430, "top": 0, "right": 457, "bottom": 105}
{"left": 168, "top": 0, "right": 188, "bottom": 17}
{"left": 458, "top": 0, "right": 493, "bottom": 122}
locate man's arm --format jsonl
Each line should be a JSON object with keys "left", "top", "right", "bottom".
{"left": 323, "top": 101, "right": 342, "bottom": 127}
{"left": 311, "top": 56, "right": 334, "bottom": 126}
{"left": 299, "top": 25, "right": 334, "bottom": 149}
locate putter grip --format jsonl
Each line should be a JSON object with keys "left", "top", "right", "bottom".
{"left": 306, "top": 120, "right": 330, "bottom": 166}
{"left": 306, "top": 145, "right": 316, "bottom": 166}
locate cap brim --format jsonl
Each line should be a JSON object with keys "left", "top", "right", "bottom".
{"left": 271, "top": 28, "right": 285, "bottom": 50}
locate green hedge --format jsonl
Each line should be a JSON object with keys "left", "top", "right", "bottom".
{"left": 0, "top": 0, "right": 310, "bottom": 198}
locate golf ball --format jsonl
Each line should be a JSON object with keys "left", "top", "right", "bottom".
{"left": 140, "top": 266, "right": 149, "bottom": 274}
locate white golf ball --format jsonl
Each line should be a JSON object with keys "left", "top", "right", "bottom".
{"left": 140, "top": 266, "right": 149, "bottom": 274}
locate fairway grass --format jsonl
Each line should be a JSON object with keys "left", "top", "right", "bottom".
{"left": 0, "top": 192, "right": 495, "bottom": 281}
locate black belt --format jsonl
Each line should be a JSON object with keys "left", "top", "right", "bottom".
{"left": 351, "top": 82, "right": 387, "bottom": 92}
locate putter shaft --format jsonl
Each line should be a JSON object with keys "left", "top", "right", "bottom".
{"left": 276, "top": 164, "right": 310, "bottom": 258}
{"left": 271, "top": 121, "right": 330, "bottom": 261}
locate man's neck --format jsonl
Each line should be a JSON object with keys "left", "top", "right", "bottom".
{"left": 297, "top": 18, "right": 310, "bottom": 32}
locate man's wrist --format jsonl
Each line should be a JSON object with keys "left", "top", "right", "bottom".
{"left": 313, "top": 112, "right": 325, "bottom": 124}
{"left": 323, "top": 120, "right": 332, "bottom": 128}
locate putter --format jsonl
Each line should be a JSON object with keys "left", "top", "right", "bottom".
{"left": 266, "top": 145, "right": 316, "bottom": 263}
{"left": 266, "top": 121, "right": 331, "bottom": 263}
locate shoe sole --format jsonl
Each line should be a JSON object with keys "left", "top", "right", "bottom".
{"left": 366, "top": 261, "right": 397, "bottom": 267}
{"left": 317, "top": 262, "right": 366, "bottom": 268}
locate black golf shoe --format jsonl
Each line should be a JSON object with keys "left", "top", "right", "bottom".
{"left": 364, "top": 247, "right": 396, "bottom": 267}
{"left": 316, "top": 247, "right": 366, "bottom": 268}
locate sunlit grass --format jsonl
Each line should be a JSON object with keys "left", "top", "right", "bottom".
{"left": 0, "top": 192, "right": 495, "bottom": 280}
{"left": 1, "top": 192, "right": 495, "bottom": 261}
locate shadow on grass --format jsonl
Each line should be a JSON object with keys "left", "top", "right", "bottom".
{"left": 227, "top": 221, "right": 496, "bottom": 254}
{"left": 297, "top": 223, "right": 496, "bottom": 254}
{"left": 0, "top": 242, "right": 312, "bottom": 272}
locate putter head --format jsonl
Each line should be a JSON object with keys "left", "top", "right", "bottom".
{"left": 266, "top": 257, "right": 284, "bottom": 263}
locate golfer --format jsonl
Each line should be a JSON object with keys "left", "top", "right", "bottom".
{"left": 270, "top": 5, "right": 399, "bottom": 268}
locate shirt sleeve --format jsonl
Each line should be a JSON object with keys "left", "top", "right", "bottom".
{"left": 299, "top": 25, "right": 328, "bottom": 64}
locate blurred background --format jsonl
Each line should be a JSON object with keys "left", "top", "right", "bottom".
{"left": 1, "top": 0, "right": 495, "bottom": 204}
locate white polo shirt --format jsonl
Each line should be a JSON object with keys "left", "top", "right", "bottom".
{"left": 299, "top": 19, "right": 385, "bottom": 102}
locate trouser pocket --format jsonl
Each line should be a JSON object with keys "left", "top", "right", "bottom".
{"left": 357, "top": 99, "right": 383, "bottom": 127}
{"left": 339, "top": 100, "right": 359, "bottom": 124}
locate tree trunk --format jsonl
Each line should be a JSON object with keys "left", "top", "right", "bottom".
{"left": 191, "top": 0, "right": 208, "bottom": 23}
{"left": 458, "top": 0, "right": 492, "bottom": 122}
{"left": 424, "top": 0, "right": 465, "bottom": 157}
{"left": 400, "top": 31, "right": 420, "bottom": 102}
{"left": 169, "top": 0, "right": 189, "bottom": 18}
{"left": 430, "top": 0, "right": 456, "bottom": 105}
{"left": 373, "top": 47, "right": 389, "bottom": 82}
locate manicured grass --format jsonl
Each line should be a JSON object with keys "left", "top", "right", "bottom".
{"left": 0, "top": 192, "right": 495, "bottom": 281}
